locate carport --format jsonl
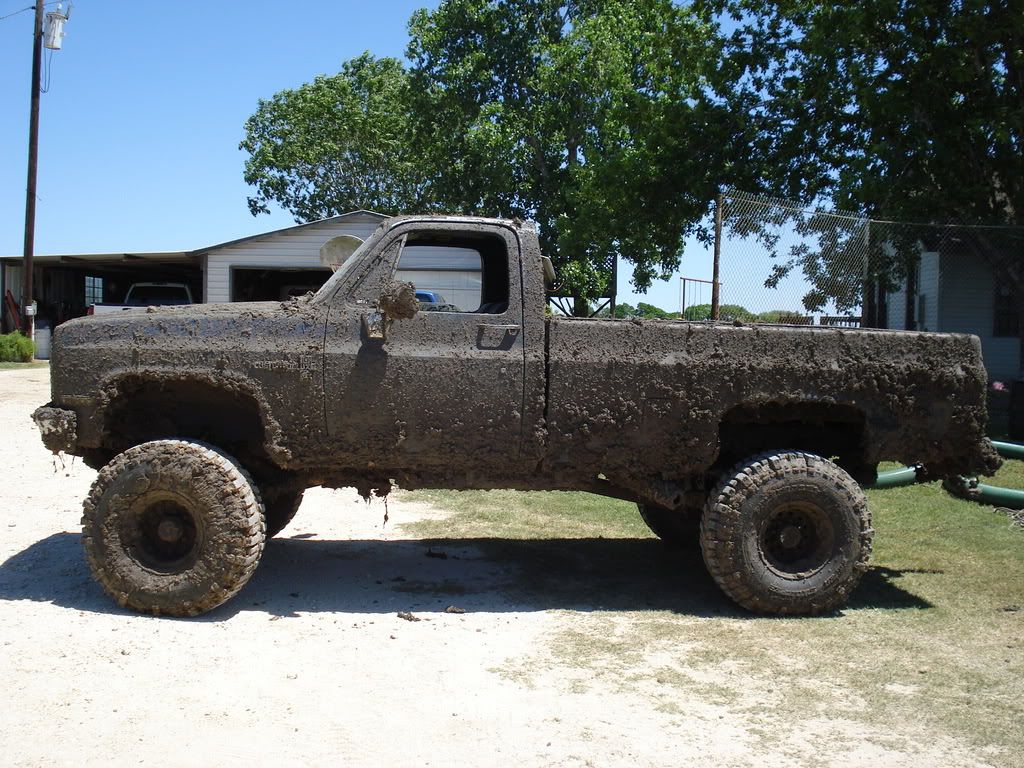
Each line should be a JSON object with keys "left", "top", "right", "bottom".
{"left": 1, "top": 251, "right": 201, "bottom": 332}
{"left": 1, "top": 210, "right": 388, "bottom": 333}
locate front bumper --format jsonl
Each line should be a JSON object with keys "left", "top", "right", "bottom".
{"left": 32, "top": 405, "right": 78, "bottom": 455}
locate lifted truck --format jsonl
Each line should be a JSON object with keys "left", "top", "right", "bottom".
{"left": 34, "top": 215, "right": 999, "bottom": 617}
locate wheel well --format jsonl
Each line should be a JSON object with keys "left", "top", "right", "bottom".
{"left": 97, "top": 377, "right": 271, "bottom": 472}
{"left": 717, "top": 402, "right": 870, "bottom": 480}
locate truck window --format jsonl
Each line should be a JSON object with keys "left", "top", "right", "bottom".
{"left": 397, "top": 233, "right": 509, "bottom": 314}
{"left": 125, "top": 284, "right": 191, "bottom": 305}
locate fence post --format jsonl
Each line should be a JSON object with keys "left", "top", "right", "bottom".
{"left": 712, "top": 193, "right": 722, "bottom": 321}
{"left": 861, "top": 218, "right": 873, "bottom": 327}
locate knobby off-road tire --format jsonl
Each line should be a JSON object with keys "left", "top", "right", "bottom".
{"left": 700, "top": 451, "right": 873, "bottom": 615}
{"left": 262, "top": 485, "right": 304, "bottom": 538}
{"left": 81, "top": 439, "right": 266, "bottom": 617}
{"left": 637, "top": 503, "right": 701, "bottom": 548}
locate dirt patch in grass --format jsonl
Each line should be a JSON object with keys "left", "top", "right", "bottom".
{"left": 399, "top": 480, "right": 1024, "bottom": 767}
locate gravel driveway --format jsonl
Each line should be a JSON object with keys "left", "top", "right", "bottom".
{"left": 0, "top": 366, "right": 1003, "bottom": 767}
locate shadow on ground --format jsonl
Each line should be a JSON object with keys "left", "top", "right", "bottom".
{"left": 0, "top": 532, "right": 931, "bottom": 619}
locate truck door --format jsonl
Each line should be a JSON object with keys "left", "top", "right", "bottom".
{"left": 322, "top": 221, "right": 527, "bottom": 473}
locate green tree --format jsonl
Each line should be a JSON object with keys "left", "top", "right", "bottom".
{"left": 754, "top": 309, "right": 793, "bottom": 323}
{"left": 684, "top": 303, "right": 754, "bottom": 321}
{"left": 612, "top": 302, "right": 635, "bottom": 319}
{"left": 708, "top": 1, "right": 1024, "bottom": 312}
{"left": 240, "top": 53, "right": 427, "bottom": 220}
{"left": 406, "top": 0, "right": 747, "bottom": 310}
{"left": 634, "top": 302, "right": 672, "bottom": 319}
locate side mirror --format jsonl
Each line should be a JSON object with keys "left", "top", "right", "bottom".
{"left": 360, "top": 311, "right": 388, "bottom": 341}
{"left": 541, "top": 256, "right": 556, "bottom": 288}
{"left": 361, "top": 281, "right": 418, "bottom": 343}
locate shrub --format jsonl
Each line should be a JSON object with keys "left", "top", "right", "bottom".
{"left": 684, "top": 303, "right": 755, "bottom": 322}
{"left": 0, "top": 332, "right": 35, "bottom": 362}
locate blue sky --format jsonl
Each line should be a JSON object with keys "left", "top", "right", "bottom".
{"left": 0, "top": 1, "right": 807, "bottom": 315}
{"left": 0, "top": 1, "right": 428, "bottom": 252}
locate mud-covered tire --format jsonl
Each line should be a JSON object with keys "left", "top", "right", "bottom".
{"left": 81, "top": 439, "right": 266, "bottom": 617}
{"left": 638, "top": 503, "right": 701, "bottom": 547}
{"left": 262, "top": 486, "right": 304, "bottom": 538}
{"left": 700, "top": 451, "right": 872, "bottom": 615}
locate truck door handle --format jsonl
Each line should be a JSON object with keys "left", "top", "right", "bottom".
{"left": 478, "top": 324, "right": 520, "bottom": 332}
{"left": 476, "top": 323, "right": 520, "bottom": 351}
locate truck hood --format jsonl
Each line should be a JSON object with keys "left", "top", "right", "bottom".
{"left": 56, "top": 300, "right": 318, "bottom": 346}
{"left": 49, "top": 299, "right": 325, "bottom": 404}
{"left": 71, "top": 300, "right": 295, "bottom": 329}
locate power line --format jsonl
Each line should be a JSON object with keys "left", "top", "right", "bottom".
{"left": 40, "top": 46, "right": 53, "bottom": 92}
{"left": 0, "top": 5, "right": 33, "bottom": 21}
{"left": 0, "top": 1, "right": 59, "bottom": 22}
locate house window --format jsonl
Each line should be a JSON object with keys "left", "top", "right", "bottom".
{"left": 994, "top": 284, "right": 1019, "bottom": 337}
{"left": 84, "top": 276, "right": 104, "bottom": 306}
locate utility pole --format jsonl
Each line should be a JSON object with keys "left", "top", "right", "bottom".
{"left": 21, "top": 0, "right": 44, "bottom": 340}
{"left": 19, "top": 1, "right": 68, "bottom": 340}
{"left": 711, "top": 193, "right": 722, "bottom": 321}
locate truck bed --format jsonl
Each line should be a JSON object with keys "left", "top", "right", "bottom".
{"left": 544, "top": 317, "right": 999, "bottom": 483}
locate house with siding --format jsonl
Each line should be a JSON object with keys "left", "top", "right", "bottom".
{"left": 201, "top": 210, "right": 388, "bottom": 303}
{"left": 885, "top": 246, "right": 1021, "bottom": 382}
{"left": 2, "top": 210, "right": 487, "bottom": 333}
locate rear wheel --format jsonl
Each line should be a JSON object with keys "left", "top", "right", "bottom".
{"left": 700, "top": 450, "right": 872, "bottom": 615}
{"left": 637, "top": 503, "right": 701, "bottom": 547}
{"left": 81, "top": 439, "right": 266, "bottom": 617}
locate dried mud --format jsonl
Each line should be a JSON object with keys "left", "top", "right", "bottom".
{"left": 36, "top": 216, "right": 998, "bottom": 508}
{"left": 377, "top": 281, "right": 419, "bottom": 321}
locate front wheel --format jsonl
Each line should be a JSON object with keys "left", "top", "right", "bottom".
{"left": 700, "top": 451, "right": 873, "bottom": 615}
{"left": 81, "top": 439, "right": 266, "bottom": 617}
{"left": 262, "top": 485, "right": 304, "bottom": 538}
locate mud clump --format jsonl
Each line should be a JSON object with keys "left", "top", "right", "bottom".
{"left": 378, "top": 281, "right": 419, "bottom": 320}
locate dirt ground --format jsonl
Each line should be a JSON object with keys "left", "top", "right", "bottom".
{"left": 0, "top": 366, "right": 1010, "bottom": 767}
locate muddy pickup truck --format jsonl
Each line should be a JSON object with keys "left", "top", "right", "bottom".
{"left": 34, "top": 215, "right": 999, "bottom": 618}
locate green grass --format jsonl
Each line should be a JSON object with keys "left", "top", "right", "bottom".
{"left": 399, "top": 488, "right": 648, "bottom": 540}
{"left": 978, "top": 451, "right": 1024, "bottom": 490}
{"left": 0, "top": 360, "right": 47, "bottom": 370}
{"left": 398, "top": 467, "right": 1024, "bottom": 764}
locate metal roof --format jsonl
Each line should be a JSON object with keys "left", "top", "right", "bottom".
{"left": 1, "top": 209, "right": 390, "bottom": 265}
{"left": 1, "top": 251, "right": 194, "bottom": 265}
{"left": 191, "top": 209, "right": 389, "bottom": 255}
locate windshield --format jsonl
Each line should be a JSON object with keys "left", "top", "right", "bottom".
{"left": 126, "top": 285, "right": 190, "bottom": 305}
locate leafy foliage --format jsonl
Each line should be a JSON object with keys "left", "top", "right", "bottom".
{"left": 240, "top": 53, "right": 427, "bottom": 220}
{"left": 682, "top": 303, "right": 758, "bottom": 322}
{"left": 710, "top": 0, "right": 1023, "bottom": 223}
{"left": 406, "top": 0, "right": 742, "bottom": 302}
{"left": 241, "top": 2, "right": 763, "bottom": 309}
{"left": 612, "top": 302, "right": 676, "bottom": 319}
{"left": 240, "top": 1, "right": 1023, "bottom": 314}
{"left": 708, "top": 1, "right": 1024, "bottom": 310}
{"left": 0, "top": 332, "right": 35, "bottom": 363}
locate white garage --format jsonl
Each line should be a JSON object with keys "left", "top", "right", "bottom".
{"left": 201, "top": 210, "right": 387, "bottom": 303}
{"left": 201, "top": 210, "right": 484, "bottom": 310}
{"left": 1, "top": 210, "right": 490, "bottom": 333}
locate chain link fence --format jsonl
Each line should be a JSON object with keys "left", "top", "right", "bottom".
{"left": 710, "top": 190, "right": 1024, "bottom": 339}
{"left": 710, "top": 190, "right": 869, "bottom": 325}
{"left": 708, "top": 189, "right": 1024, "bottom": 433}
